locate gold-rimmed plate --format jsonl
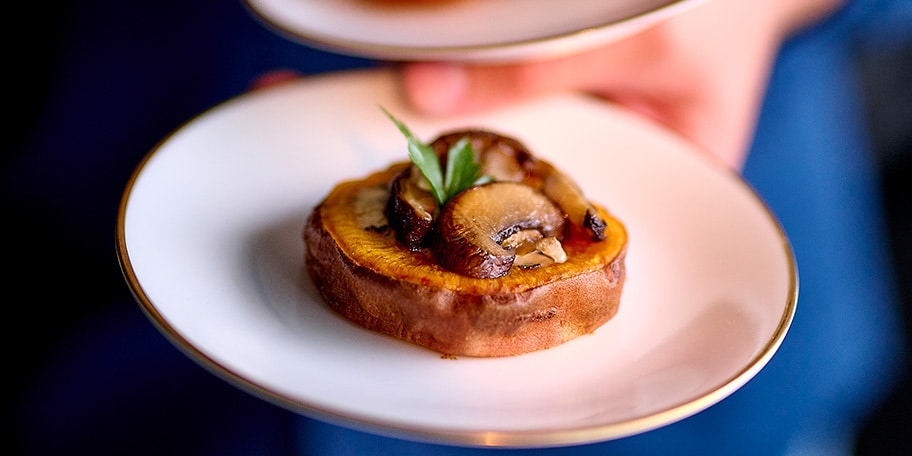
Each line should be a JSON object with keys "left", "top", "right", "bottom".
{"left": 116, "top": 68, "right": 796, "bottom": 448}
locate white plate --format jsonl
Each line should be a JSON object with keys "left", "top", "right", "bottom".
{"left": 243, "top": 0, "right": 706, "bottom": 62}
{"left": 117, "top": 69, "right": 796, "bottom": 448}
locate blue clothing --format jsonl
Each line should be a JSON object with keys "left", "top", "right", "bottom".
{"left": 7, "top": 1, "right": 910, "bottom": 455}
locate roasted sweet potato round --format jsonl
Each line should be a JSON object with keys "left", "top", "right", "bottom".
{"left": 303, "top": 161, "right": 627, "bottom": 357}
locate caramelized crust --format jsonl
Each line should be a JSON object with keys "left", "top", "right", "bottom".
{"left": 303, "top": 164, "right": 627, "bottom": 357}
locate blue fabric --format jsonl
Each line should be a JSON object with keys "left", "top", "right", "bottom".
{"left": 8, "top": 0, "right": 910, "bottom": 455}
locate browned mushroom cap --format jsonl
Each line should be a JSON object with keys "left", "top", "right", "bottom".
{"left": 536, "top": 161, "right": 607, "bottom": 241}
{"left": 432, "top": 129, "right": 605, "bottom": 241}
{"left": 433, "top": 182, "right": 566, "bottom": 278}
{"left": 386, "top": 165, "right": 436, "bottom": 250}
{"left": 430, "top": 130, "right": 539, "bottom": 184}
{"left": 387, "top": 130, "right": 537, "bottom": 251}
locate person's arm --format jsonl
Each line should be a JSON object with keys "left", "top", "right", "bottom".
{"left": 399, "top": 0, "right": 846, "bottom": 170}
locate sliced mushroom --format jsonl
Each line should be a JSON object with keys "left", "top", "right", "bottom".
{"left": 388, "top": 129, "right": 537, "bottom": 251}
{"left": 512, "top": 236, "right": 568, "bottom": 270}
{"left": 386, "top": 166, "right": 436, "bottom": 250}
{"left": 501, "top": 229, "right": 544, "bottom": 250}
{"left": 431, "top": 129, "right": 539, "bottom": 184}
{"left": 432, "top": 130, "right": 605, "bottom": 241}
{"left": 388, "top": 129, "right": 605, "bottom": 256}
{"left": 537, "top": 161, "right": 607, "bottom": 241}
{"left": 433, "top": 182, "right": 566, "bottom": 278}
{"left": 352, "top": 185, "right": 390, "bottom": 231}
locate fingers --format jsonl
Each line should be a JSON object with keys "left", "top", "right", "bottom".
{"left": 400, "top": 62, "right": 547, "bottom": 116}
{"left": 400, "top": 47, "right": 640, "bottom": 116}
{"left": 249, "top": 69, "right": 301, "bottom": 90}
{"left": 396, "top": 0, "right": 780, "bottom": 170}
{"left": 400, "top": 63, "right": 470, "bottom": 115}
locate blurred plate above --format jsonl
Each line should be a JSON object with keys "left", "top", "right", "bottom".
{"left": 244, "top": 0, "right": 706, "bottom": 62}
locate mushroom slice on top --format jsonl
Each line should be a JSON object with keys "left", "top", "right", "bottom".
{"left": 433, "top": 182, "right": 566, "bottom": 279}
{"left": 430, "top": 130, "right": 539, "bottom": 184}
{"left": 537, "top": 161, "right": 607, "bottom": 241}
{"left": 511, "top": 236, "right": 568, "bottom": 270}
{"left": 431, "top": 130, "right": 606, "bottom": 241}
{"left": 386, "top": 166, "right": 436, "bottom": 250}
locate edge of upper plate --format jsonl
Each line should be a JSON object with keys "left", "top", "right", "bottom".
{"left": 241, "top": 0, "right": 707, "bottom": 62}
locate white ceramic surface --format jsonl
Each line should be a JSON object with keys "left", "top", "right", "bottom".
{"left": 243, "top": 0, "right": 706, "bottom": 62}
{"left": 117, "top": 69, "right": 796, "bottom": 448}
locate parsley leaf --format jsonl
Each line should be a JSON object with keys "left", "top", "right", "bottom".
{"left": 382, "top": 107, "right": 490, "bottom": 207}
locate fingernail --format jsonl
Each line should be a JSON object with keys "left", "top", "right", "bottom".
{"left": 403, "top": 63, "right": 468, "bottom": 115}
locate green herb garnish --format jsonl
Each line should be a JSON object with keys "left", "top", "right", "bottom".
{"left": 382, "top": 107, "right": 491, "bottom": 207}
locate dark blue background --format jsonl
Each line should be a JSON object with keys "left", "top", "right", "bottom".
{"left": 6, "top": 1, "right": 911, "bottom": 454}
